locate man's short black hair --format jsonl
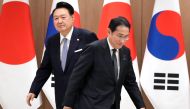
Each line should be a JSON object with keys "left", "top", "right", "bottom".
{"left": 52, "top": 2, "right": 74, "bottom": 16}
{"left": 108, "top": 16, "right": 131, "bottom": 32}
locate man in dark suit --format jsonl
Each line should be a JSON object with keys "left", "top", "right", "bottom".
{"left": 63, "top": 16, "right": 145, "bottom": 109}
{"left": 26, "top": 2, "right": 97, "bottom": 109}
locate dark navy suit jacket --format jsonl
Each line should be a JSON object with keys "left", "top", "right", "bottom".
{"left": 29, "top": 27, "right": 97, "bottom": 109}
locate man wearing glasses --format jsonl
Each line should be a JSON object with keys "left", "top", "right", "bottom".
{"left": 63, "top": 16, "right": 145, "bottom": 109}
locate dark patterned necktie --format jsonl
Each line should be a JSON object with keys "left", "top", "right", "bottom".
{"left": 112, "top": 49, "right": 118, "bottom": 81}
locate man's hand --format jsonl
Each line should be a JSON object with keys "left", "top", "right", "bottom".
{"left": 26, "top": 93, "right": 36, "bottom": 106}
{"left": 63, "top": 106, "right": 72, "bottom": 109}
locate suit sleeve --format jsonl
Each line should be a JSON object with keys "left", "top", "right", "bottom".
{"left": 123, "top": 49, "right": 145, "bottom": 109}
{"left": 63, "top": 44, "right": 94, "bottom": 108}
{"left": 29, "top": 40, "right": 52, "bottom": 97}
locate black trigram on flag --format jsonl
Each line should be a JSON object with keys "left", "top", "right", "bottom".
{"left": 153, "top": 73, "right": 179, "bottom": 90}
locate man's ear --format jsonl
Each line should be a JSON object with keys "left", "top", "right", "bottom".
{"left": 107, "top": 28, "right": 111, "bottom": 35}
{"left": 71, "top": 15, "right": 74, "bottom": 22}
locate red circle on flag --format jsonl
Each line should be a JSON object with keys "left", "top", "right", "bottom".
{"left": 0, "top": 2, "right": 35, "bottom": 65}
{"left": 74, "top": 11, "right": 80, "bottom": 27}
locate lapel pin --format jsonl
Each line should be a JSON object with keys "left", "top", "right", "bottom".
{"left": 77, "top": 38, "right": 80, "bottom": 42}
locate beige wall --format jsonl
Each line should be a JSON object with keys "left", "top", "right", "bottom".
{"left": 1, "top": 0, "right": 190, "bottom": 109}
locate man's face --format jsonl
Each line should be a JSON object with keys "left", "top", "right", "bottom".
{"left": 108, "top": 25, "right": 129, "bottom": 49}
{"left": 53, "top": 8, "right": 74, "bottom": 35}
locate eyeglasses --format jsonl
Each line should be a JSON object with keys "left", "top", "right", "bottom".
{"left": 115, "top": 34, "right": 129, "bottom": 41}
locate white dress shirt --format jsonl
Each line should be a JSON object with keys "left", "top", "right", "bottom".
{"left": 107, "top": 38, "right": 120, "bottom": 79}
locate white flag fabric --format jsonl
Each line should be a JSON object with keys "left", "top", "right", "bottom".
{"left": 42, "top": 0, "right": 80, "bottom": 108}
{"left": 140, "top": 0, "right": 190, "bottom": 109}
{"left": 97, "top": 0, "right": 140, "bottom": 108}
{"left": 0, "top": 0, "right": 41, "bottom": 108}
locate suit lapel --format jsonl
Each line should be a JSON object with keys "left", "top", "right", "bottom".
{"left": 118, "top": 47, "right": 129, "bottom": 82}
{"left": 52, "top": 34, "right": 62, "bottom": 72}
{"left": 119, "top": 48, "right": 124, "bottom": 79}
{"left": 65, "top": 28, "right": 80, "bottom": 69}
{"left": 101, "top": 39, "right": 116, "bottom": 81}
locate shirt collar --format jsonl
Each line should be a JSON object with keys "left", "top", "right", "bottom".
{"left": 60, "top": 26, "right": 74, "bottom": 43}
{"left": 107, "top": 37, "right": 118, "bottom": 52}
